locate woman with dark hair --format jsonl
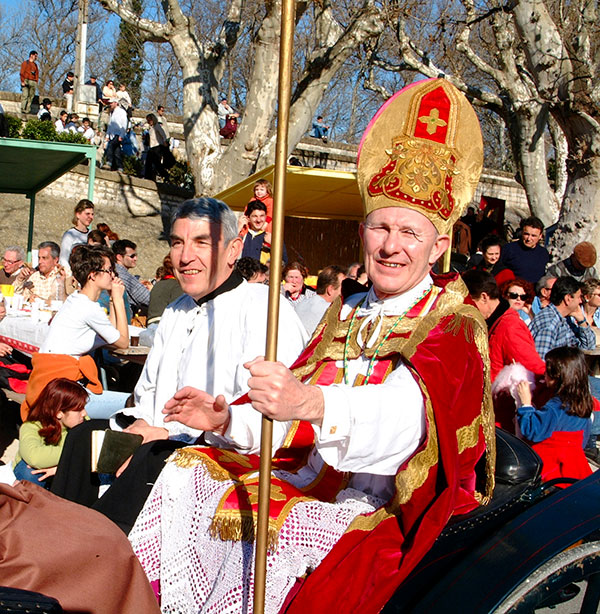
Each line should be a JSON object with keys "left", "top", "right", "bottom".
{"left": 463, "top": 269, "right": 545, "bottom": 434}
{"left": 469, "top": 235, "right": 514, "bottom": 286}
{"left": 14, "top": 378, "right": 88, "bottom": 488}
{"left": 517, "top": 346, "right": 594, "bottom": 484}
{"left": 87, "top": 229, "right": 109, "bottom": 246}
{"left": 60, "top": 199, "right": 95, "bottom": 267}
{"left": 500, "top": 277, "right": 535, "bottom": 325}
{"left": 282, "top": 261, "right": 315, "bottom": 306}
{"left": 40, "top": 245, "right": 130, "bottom": 417}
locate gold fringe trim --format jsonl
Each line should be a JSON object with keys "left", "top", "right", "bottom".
{"left": 168, "top": 448, "right": 243, "bottom": 482}
{"left": 209, "top": 515, "right": 280, "bottom": 553}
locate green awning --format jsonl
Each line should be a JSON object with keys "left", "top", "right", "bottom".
{"left": 0, "top": 138, "right": 97, "bottom": 256}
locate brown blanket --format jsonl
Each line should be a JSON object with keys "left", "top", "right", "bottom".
{"left": 0, "top": 481, "right": 160, "bottom": 614}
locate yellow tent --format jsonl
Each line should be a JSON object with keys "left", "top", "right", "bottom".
{"left": 214, "top": 164, "right": 363, "bottom": 220}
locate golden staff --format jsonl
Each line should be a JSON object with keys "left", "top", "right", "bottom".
{"left": 253, "top": 0, "right": 296, "bottom": 611}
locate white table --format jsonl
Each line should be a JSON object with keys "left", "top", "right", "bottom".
{"left": 0, "top": 315, "right": 50, "bottom": 355}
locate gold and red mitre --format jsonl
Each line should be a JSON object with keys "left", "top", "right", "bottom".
{"left": 357, "top": 79, "right": 483, "bottom": 235}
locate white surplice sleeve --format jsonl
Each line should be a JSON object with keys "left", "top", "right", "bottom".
{"left": 205, "top": 293, "right": 308, "bottom": 453}
{"left": 313, "top": 362, "right": 426, "bottom": 475}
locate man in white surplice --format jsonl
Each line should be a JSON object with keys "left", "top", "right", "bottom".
{"left": 51, "top": 198, "right": 307, "bottom": 530}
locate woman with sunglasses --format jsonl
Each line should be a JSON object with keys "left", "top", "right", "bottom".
{"left": 500, "top": 278, "right": 535, "bottom": 325}
{"left": 39, "top": 245, "right": 130, "bottom": 417}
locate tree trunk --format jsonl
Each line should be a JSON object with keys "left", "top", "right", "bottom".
{"left": 505, "top": 102, "right": 559, "bottom": 226}
{"left": 212, "top": 0, "right": 282, "bottom": 193}
{"left": 549, "top": 126, "right": 600, "bottom": 258}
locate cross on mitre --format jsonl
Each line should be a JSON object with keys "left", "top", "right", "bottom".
{"left": 418, "top": 108, "right": 447, "bottom": 135}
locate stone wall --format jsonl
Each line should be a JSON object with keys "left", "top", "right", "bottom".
{"left": 40, "top": 165, "right": 192, "bottom": 242}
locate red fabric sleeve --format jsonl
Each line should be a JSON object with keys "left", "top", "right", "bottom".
{"left": 489, "top": 310, "right": 545, "bottom": 380}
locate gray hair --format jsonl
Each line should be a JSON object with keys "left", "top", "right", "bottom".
{"left": 535, "top": 274, "right": 556, "bottom": 296}
{"left": 4, "top": 246, "right": 25, "bottom": 261}
{"left": 172, "top": 198, "right": 239, "bottom": 245}
{"left": 38, "top": 241, "right": 60, "bottom": 259}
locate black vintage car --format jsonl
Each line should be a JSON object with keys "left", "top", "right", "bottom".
{"left": 384, "top": 429, "right": 600, "bottom": 614}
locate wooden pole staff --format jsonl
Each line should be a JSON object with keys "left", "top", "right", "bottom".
{"left": 253, "top": 0, "right": 296, "bottom": 611}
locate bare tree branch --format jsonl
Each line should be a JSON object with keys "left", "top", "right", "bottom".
{"left": 97, "top": 0, "right": 169, "bottom": 42}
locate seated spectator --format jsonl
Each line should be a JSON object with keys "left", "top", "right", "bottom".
{"left": 468, "top": 235, "right": 514, "bottom": 286}
{"left": 0, "top": 245, "right": 25, "bottom": 285}
{"left": 14, "top": 378, "right": 88, "bottom": 489}
{"left": 235, "top": 257, "right": 268, "bottom": 283}
{"left": 113, "top": 239, "right": 151, "bottom": 315}
{"left": 311, "top": 115, "right": 329, "bottom": 141}
{"left": 219, "top": 115, "right": 238, "bottom": 139}
{"left": 139, "top": 254, "right": 183, "bottom": 347}
{"left": 217, "top": 97, "right": 238, "bottom": 129}
{"left": 66, "top": 113, "right": 80, "bottom": 133}
{"left": 517, "top": 346, "right": 593, "bottom": 484}
{"left": 116, "top": 83, "right": 132, "bottom": 110}
{"left": 582, "top": 278, "right": 600, "bottom": 331}
{"left": 15, "top": 241, "right": 67, "bottom": 303}
{"left": 54, "top": 110, "right": 68, "bottom": 133}
{"left": 463, "top": 270, "right": 545, "bottom": 381}
{"left": 37, "top": 97, "right": 52, "bottom": 121}
{"left": 500, "top": 277, "right": 535, "bottom": 325}
{"left": 102, "top": 79, "right": 117, "bottom": 102}
{"left": 40, "top": 244, "right": 129, "bottom": 417}
{"left": 88, "top": 229, "right": 109, "bottom": 247}
{"left": 282, "top": 261, "right": 315, "bottom": 306}
{"left": 530, "top": 276, "right": 596, "bottom": 359}
{"left": 295, "top": 265, "right": 345, "bottom": 336}
{"left": 60, "top": 199, "right": 94, "bottom": 267}
{"left": 463, "top": 269, "right": 545, "bottom": 432}
{"left": 547, "top": 241, "right": 598, "bottom": 282}
{"left": 78, "top": 116, "right": 95, "bottom": 141}
{"left": 501, "top": 216, "right": 549, "bottom": 283}
{"left": 143, "top": 113, "right": 168, "bottom": 181}
{"left": 531, "top": 274, "right": 557, "bottom": 315}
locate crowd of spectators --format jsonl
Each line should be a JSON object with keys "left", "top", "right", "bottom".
{"left": 459, "top": 211, "right": 600, "bottom": 465}
{"left": 1, "top": 188, "right": 599, "bottom": 608}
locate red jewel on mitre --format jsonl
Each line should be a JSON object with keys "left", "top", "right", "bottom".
{"left": 367, "top": 83, "right": 458, "bottom": 221}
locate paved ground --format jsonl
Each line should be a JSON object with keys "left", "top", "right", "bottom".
{"left": 0, "top": 192, "right": 168, "bottom": 279}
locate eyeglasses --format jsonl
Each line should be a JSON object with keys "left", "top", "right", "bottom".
{"left": 125, "top": 253, "right": 137, "bottom": 259}
{"left": 2, "top": 257, "right": 21, "bottom": 265}
{"left": 96, "top": 268, "right": 115, "bottom": 276}
{"left": 507, "top": 292, "right": 527, "bottom": 301}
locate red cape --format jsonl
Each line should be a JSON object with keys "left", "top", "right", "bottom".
{"left": 286, "top": 273, "right": 495, "bottom": 613}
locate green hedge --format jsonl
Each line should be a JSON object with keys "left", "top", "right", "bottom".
{"left": 16, "top": 118, "right": 89, "bottom": 145}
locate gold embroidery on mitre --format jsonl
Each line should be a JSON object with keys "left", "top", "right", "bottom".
{"left": 367, "top": 137, "right": 459, "bottom": 220}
